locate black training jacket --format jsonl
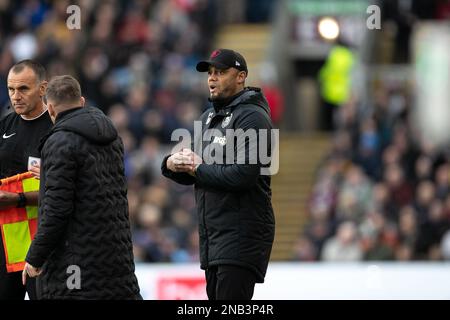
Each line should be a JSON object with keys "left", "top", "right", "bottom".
{"left": 26, "top": 106, "right": 141, "bottom": 299}
{"left": 162, "top": 87, "right": 275, "bottom": 282}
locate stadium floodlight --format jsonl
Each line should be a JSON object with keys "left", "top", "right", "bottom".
{"left": 318, "top": 17, "right": 340, "bottom": 40}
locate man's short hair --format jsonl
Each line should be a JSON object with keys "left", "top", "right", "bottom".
{"left": 46, "top": 75, "right": 82, "bottom": 106}
{"left": 10, "top": 59, "right": 47, "bottom": 83}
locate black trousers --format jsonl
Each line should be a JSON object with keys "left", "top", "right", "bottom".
{"left": 205, "top": 265, "right": 257, "bottom": 300}
{"left": 0, "top": 269, "right": 37, "bottom": 300}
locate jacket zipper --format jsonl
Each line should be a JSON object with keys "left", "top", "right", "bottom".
{"left": 202, "top": 185, "right": 209, "bottom": 265}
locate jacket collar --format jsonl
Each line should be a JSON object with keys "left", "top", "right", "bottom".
{"left": 209, "top": 87, "right": 260, "bottom": 116}
{"left": 38, "top": 106, "right": 83, "bottom": 152}
{"left": 54, "top": 106, "right": 83, "bottom": 124}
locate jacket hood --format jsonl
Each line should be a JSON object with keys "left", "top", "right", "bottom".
{"left": 240, "top": 87, "right": 271, "bottom": 114}
{"left": 52, "top": 106, "right": 118, "bottom": 145}
{"left": 217, "top": 87, "right": 271, "bottom": 116}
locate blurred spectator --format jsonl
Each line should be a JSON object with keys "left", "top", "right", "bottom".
{"left": 434, "top": 163, "right": 449, "bottom": 200}
{"left": 359, "top": 212, "right": 396, "bottom": 261}
{"left": 415, "top": 200, "right": 450, "bottom": 260}
{"left": 291, "top": 235, "right": 317, "bottom": 262}
{"left": 383, "top": 163, "right": 414, "bottom": 216}
{"left": 354, "top": 117, "right": 381, "bottom": 178}
{"left": 444, "top": 194, "right": 450, "bottom": 220}
{"left": 321, "top": 221, "right": 363, "bottom": 261}
{"left": 440, "top": 230, "right": 450, "bottom": 260}
{"left": 368, "top": 182, "right": 396, "bottom": 222}
{"left": 414, "top": 155, "right": 433, "bottom": 186}
{"left": 413, "top": 180, "right": 436, "bottom": 224}
{"left": 335, "top": 165, "right": 372, "bottom": 223}
{"left": 303, "top": 211, "right": 334, "bottom": 260}
{"left": 396, "top": 205, "right": 418, "bottom": 259}
{"left": 331, "top": 130, "right": 353, "bottom": 160}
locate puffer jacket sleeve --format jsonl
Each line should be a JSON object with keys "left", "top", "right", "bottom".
{"left": 195, "top": 107, "right": 272, "bottom": 191}
{"left": 26, "top": 132, "right": 77, "bottom": 268}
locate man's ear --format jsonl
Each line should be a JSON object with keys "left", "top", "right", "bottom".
{"left": 80, "top": 96, "right": 86, "bottom": 107}
{"left": 47, "top": 102, "right": 56, "bottom": 119}
{"left": 237, "top": 71, "right": 246, "bottom": 85}
{"left": 39, "top": 81, "right": 48, "bottom": 98}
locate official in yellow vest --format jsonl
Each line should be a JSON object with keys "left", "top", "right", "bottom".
{"left": 319, "top": 44, "right": 355, "bottom": 106}
{"left": 318, "top": 41, "right": 355, "bottom": 131}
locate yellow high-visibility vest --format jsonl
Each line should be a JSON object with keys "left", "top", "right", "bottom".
{"left": 319, "top": 45, "right": 355, "bottom": 105}
{"left": 0, "top": 172, "right": 39, "bottom": 273}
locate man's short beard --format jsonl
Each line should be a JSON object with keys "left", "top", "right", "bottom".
{"left": 210, "top": 94, "right": 221, "bottom": 101}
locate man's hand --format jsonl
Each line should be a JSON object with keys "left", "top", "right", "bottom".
{"left": 167, "top": 149, "right": 203, "bottom": 176}
{"left": 167, "top": 149, "right": 194, "bottom": 173}
{"left": 188, "top": 150, "right": 203, "bottom": 176}
{"left": 29, "top": 164, "right": 41, "bottom": 180}
{"left": 22, "top": 262, "right": 42, "bottom": 285}
{"left": 0, "top": 191, "right": 19, "bottom": 209}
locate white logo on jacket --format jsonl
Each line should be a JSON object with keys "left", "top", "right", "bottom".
{"left": 213, "top": 136, "right": 227, "bottom": 146}
{"left": 221, "top": 113, "right": 233, "bottom": 128}
{"left": 205, "top": 112, "right": 214, "bottom": 125}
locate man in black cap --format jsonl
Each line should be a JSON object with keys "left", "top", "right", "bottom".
{"left": 161, "top": 48, "right": 275, "bottom": 300}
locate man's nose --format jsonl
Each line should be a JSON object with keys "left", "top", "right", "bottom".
{"left": 11, "top": 90, "right": 21, "bottom": 100}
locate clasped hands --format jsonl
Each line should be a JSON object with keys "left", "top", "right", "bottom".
{"left": 167, "top": 148, "right": 202, "bottom": 176}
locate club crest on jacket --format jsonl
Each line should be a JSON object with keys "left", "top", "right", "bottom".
{"left": 221, "top": 113, "right": 233, "bottom": 128}
{"left": 206, "top": 112, "right": 214, "bottom": 125}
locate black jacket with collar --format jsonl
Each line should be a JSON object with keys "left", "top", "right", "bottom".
{"left": 162, "top": 87, "right": 275, "bottom": 282}
{"left": 26, "top": 106, "right": 141, "bottom": 299}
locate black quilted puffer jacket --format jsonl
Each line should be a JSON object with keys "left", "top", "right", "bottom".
{"left": 26, "top": 106, "right": 141, "bottom": 300}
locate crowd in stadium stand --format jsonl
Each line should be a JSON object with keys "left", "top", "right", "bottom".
{"left": 0, "top": 0, "right": 275, "bottom": 263}
{"left": 293, "top": 80, "right": 450, "bottom": 262}
{"left": 292, "top": 0, "right": 450, "bottom": 262}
